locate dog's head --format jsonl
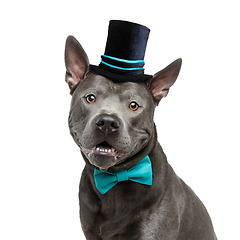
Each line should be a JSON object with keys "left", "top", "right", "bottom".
{"left": 65, "top": 36, "right": 181, "bottom": 171}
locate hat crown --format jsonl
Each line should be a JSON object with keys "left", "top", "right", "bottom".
{"left": 104, "top": 20, "right": 150, "bottom": 61}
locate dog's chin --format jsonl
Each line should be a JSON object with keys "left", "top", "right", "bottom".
{"left": 88, "top": 152, "right": 118, "bottom": 171}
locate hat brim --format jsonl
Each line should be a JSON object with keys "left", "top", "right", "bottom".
{"left": 90, "top": 65, "right": 152, "bottom": 82}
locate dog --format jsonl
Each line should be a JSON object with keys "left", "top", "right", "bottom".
{"left": 64, "top": 21, "right": 217, "bottom": 240}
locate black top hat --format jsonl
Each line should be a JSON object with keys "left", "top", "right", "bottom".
{"left": 90, "top": 20, "right": 152, "bottom": 82}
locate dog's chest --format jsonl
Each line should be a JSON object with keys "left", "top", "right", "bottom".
{"left": 98, "top": 205, "right": 179, "bottom": 240}
{"left": 96, "top": 183, "right": 150, "bottom": 238}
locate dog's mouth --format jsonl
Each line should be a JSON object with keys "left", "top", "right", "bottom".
{"left": 79, "top": 140, "right": 119, "bottom": 157}
{"left": 94, "top": 141, "right": 117, "bottom": 154}
{"left": 78, "top": 139, "right": 137, "bottom": 171}
{"left": 80, "top": 141, "right": 121, "bottom": 171}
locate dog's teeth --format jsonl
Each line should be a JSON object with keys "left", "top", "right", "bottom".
{"left": 95, "top": 146, "right": 116, "bottom": 153}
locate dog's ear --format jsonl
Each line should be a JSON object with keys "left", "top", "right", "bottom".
{"left": 65, "top": 36, "right": 89, "bottom": 94}
{"left": 147, "top": 58, "right": 182, "bottom": 104}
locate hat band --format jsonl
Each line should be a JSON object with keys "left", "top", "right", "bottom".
{"left": 101, "top": 60, "right": 144, "bottom": 71}
{"left": 103, "top": 55, "right": 145, "bottom": 64}
{"left": 101, "top": 55, "right": 144, "bottom": 71}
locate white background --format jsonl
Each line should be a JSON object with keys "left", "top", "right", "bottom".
{"left": 1, "top": 0, "right": 239, "bottom": 239}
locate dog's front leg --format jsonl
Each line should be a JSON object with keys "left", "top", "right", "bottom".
{"left": 79, "top": 168, "right": 102, "bottom": 240}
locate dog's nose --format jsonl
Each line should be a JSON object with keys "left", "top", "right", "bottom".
{"left": 95, "top": 114, "right": 120, "bottom": 134}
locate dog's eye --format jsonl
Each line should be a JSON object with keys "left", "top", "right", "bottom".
{"left": 129, "top": 101, "right": 139, "bottom": 111}
{"left": 86, "top": 94, "right": 96, "bottom": 104}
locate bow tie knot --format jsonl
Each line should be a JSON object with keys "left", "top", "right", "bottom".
{"left": 94, "top": 155, "right": 152, "bottom": 194}
{"left": 116, "top": 170, "right": 129, "bottom": 182}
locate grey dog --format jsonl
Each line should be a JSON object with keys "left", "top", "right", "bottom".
{"left": 64, "top": 30, "right": 217, "bottom": 239}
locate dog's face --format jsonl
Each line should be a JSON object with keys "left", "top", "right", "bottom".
{"left": 69, "top": 72, "right": 155, "bottom": 171}
{"left": 65, "top": 36, "right": 181, "bottom": 171}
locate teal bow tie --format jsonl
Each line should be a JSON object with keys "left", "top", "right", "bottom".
{"left": 94, "top": 155, "right": 152, "bottom": 194}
